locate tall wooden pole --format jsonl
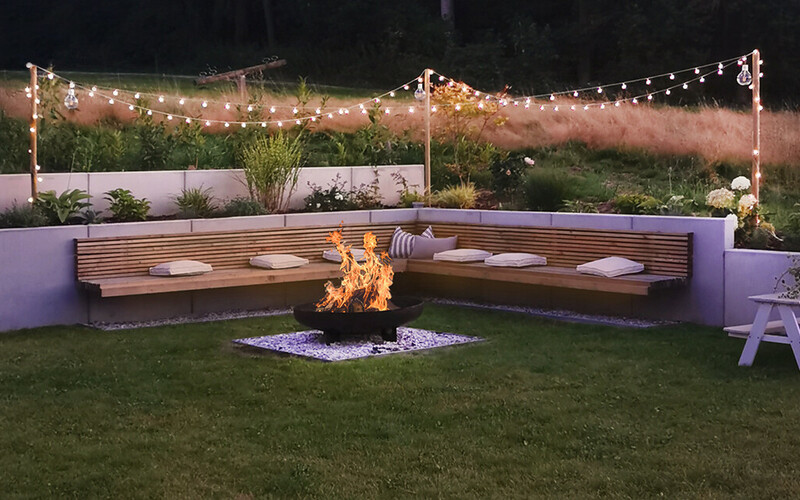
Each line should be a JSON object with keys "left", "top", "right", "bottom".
{"left": 424, "top": 68, "right": 431, "bottom": 204}
{"left": 26, "top": 63, "right": 39, "bottom": 201}
{"left": 751, "top": 50, "right": 761, "bottom": 203}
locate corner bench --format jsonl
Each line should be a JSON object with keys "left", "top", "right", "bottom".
{"left": 75, "top": 223, "right": 411, "bottom": 298}
{"left": 75, "top": 221, "right": 691, "bottom": 300}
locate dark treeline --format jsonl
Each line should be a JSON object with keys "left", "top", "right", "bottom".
{"left": 4, "top": 0, "right": 799, "bottom": 105}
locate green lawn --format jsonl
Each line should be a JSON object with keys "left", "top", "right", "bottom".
{"left": 2, "top": 305, "right": 800, "bottom": 498}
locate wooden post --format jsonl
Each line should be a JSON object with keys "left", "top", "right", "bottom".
{"left": 752, "top": 49, "right": 761, "bottom": 202}
{"left": 237, "top": 74, "right": 247, "bottom": 101}
{"left": 26, "top": 62, "right": 39, "bottom": 201}
{"left": 424, "top": 68, "right": 431, "bottom": 204}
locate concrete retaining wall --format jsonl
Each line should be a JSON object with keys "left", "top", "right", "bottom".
{"left": 0, "top": 208, "right": 739, "bottom": 332}
{"left": 724, "top": 249, "right": 800, "bottom": 326}
{"left": 0, "top": 165, "right": 424, "bottom": 215}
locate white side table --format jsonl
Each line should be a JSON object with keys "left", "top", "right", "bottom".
{"left": 738, "top": 294, "right": 800, "bottom": 369}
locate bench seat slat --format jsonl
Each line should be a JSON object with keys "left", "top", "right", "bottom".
{"left": 405, "top": 260, "right": 685, "bottom": 295}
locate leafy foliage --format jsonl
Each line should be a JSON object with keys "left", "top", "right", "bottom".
{"left": 522, "top": 170, "right": 575, "bottom": 212}
{"left": 304, "top": 175, "right": 356, "bottom": 212}
{"left": 238, "top": 132, "right": 303, "bottom": 213}
{"left": 173, "top": 187, "right": 217, "bottom": 219}
{"left": 34, "top": 189, "right": 92, "bottom": 225}
{"left": 434, "top": 183, "right": 478, "bottom": 209}
{"left": 104, "top": 188, "right": 150, "bottom": 222}
{"left": 218, "top": 197, "right": 269, "bottom": 217}
{"left": 0, "top": 203, "right": 48, "bottom": 228}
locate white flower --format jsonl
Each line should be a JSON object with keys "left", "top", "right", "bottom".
{"left": 315, "top": 202, "right": 321, "bottom": 208}
{"left": 523, "top": 157, "right": 535, "bottom": 166}
{"left": 738, "top": 193, "right": 757, "bottom": 214}
{"left": 334, "top": 193, "right": 343, "bottom": 201}
{"left": 731, "top": 176, "right": 751, "bottom": 191}
{"left": 706, "top": 188, "right": 735, "bottom": 209}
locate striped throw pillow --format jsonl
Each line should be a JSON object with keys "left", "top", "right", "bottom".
{"left": 388, "top": 226, "right": 434, "bottom": 258}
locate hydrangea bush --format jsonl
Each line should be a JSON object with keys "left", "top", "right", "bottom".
{"left": 705, "top": 176, "right": 779, "bottom": 249}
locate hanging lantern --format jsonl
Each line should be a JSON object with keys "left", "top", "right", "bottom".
{"left": 737, "top": 64, "right": 753, "bottom": 86}
{"left": 64, "top": 88, "right": 79, "bottom": 110}
{"left": 414, "top": 83, "right": 425, "bottom": 101}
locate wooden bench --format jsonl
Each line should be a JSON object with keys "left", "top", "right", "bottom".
{"left": 75, "top": 223, "right": 412, "bottom": 297}
{"left": 409, "top": 223, "right": 692, "bottom": 295}
{"left": 76, "top": 220, "right": 691, "bottom": 299}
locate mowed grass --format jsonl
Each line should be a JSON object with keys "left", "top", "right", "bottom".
{"left": 2, "top": 304, "right": 800, "bottom": 498}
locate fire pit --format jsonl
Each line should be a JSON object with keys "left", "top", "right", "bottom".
{"left": 293, "top": 297, "right": 423, "bottom": 343}
{"left": 292, "top": 228, "right": 424, "bottom": 343}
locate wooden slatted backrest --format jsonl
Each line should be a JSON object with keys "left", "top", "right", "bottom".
{"left": 75, "top": 223, "right": 413, "bottom": 280}
{"left": 418, "top": 222, "right": 692, "bottom": 277}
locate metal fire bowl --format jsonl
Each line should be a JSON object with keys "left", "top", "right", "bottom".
{"left": 293, "top": 296, "right": 424, "bottom": 341}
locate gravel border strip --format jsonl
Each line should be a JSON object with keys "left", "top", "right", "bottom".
{"left": 88, "top": 298, "right": 674, "bottom": 331}
{"left": 88, "top": 308, "right": 292, "bottom": 331}
{"left": 425, "top": 297, "right": 676, "bottom": 329}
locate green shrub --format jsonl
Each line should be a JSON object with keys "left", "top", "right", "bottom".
{"left": 612, "top": 193, "right": 660, "bottom": 215}
{"left": 239, "top": 132, "right": 303, "bottom": 213}
{"left": 434, "top": 183, "right": 477, "bottom": 209}
{"left": 0, "top": 111, "right": 29, "bottom": 173}
{"left": 522, "top": 170, "right": 575, "bottom": 211}
{"left": 173, "top": 187, "right": 217, "bottom": 219}
{"left": 104, "top": 188, "right": 150, "bottom": 222}
{"left": 0, "top": 203, "right": 48, "bottom": 228}
{"left": 304, "top": 175, "right": 356, "bottom": 212}
{"left": 219, "top": 197, "right": 268, "bottom": 217}
{"left": 135, "top": 121, "right": 175, "bottom": 170}
{"left": 35, "top": 189, "right": 92, "bottom": 225}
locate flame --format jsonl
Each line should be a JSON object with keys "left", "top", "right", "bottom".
{"left": 316, "top": 229, "right": 394, "bottom": 313}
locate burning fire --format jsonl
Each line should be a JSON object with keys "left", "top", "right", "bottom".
{"left": 316, "top": 229, "right": 394, "bottom": 313}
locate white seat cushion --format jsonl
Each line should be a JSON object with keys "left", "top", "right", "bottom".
{"left": 250, "top": 254, "right": 309, "bottom": 269}
{"left": 433, "top": 248, "right": 492, "bottom": 263}
{"left": 323, "top": 248, "right": 367, "bottom": 263}
{"left": 388, "top": 226, "right": 434, "bottom": 258}
{"left": 149, "top": 260, "right": 213, "bottom": 277}
{"left": 485, "top": 252, "right": 547, "bottom": 267}
{"left": 576, "top": 256, "right": 644, "bottom": 278}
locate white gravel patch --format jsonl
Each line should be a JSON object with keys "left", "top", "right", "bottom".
{"left": 233, "top": 327, "right": 483, "bottom": 362}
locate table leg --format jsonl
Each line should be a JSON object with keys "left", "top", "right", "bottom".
{"left": 777, "top": 305, "right": 800, "bottom": 370}
{"left": 739, "top": 303, "right": 772, "bottom": 367}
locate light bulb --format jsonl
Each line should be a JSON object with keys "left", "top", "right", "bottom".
{"left": 683, "top": 83, "right": 688, "bottom": 90}
{"left": 277, "top": 121, "right": 283, "bottom": 127}
{"left": 63, "top": 88, "right": 79, "bottom": 110}
{"left": 166, "top": 114, "right": 172, "bottom": 120}
{"left": 414, "top": 83, "right": 425, "bottom": 101}
{"left": 134, "top": 93, "right": 141, "bottom": 99}
{"left": 128, "top": 105, "right": 134, "bottom": 111}
{"left": 408, "top": 106, "right": 415, "bottom": 113}
{"left": 292, "top": 107, "right": 298, "bottom": 114}
{"left": 403, "top": 85, "right": 409, "bottom": 90}
{"left": 621, "top": 83, "right": 627, "bottom": 90}
{"left": 224, "top": 122, "right": 230, "bottom": 127}
{"left": 108, "top": 98, "right": 114, "bottom": 105}
{"left": 270, "top": 106, "right": 276, "bottom": 113}
{"left": 665, "top": 89, "right": 671, "bottom": 95}
{"left": 27, "top": 197, "right": 34, "bottom": 203}
{"left": 573, "top": 91, "right": 579, "bottom": 97}
{"left": 295, "top": 119, "right": 301, "bottom": 125}
{"left": 202, "top": 101, "right": 208, "bottom": 108}
{"left": 147, "top": 110, "right": 153, "bottom": 116}
{"left": 241, "top": 123, "right": 246, "bottom": 128}
{"left": 261, "top": 122, "right": 267, "bottom": 127}
{"left": 112, "top": 89, "right": 119, "bottom": 96}
{"left": 389, "top": 91, "right": 395, "bottom": 97}
{"left": 205, "top": 121, "right": 211, "bottom": 127}
{"left": 185, "top": 118, "right": 191, "bottom": 124}
{"left": 597, "top": 87, "right": 603, "bottom": 93}
{"left": 737, "top": 64, "right": 753, "bottom": 86}
{"left": 247, "top": 105, "right": 253, "bottom": 112}
{"left": 669, "top": 73, "right": 675, "bottom": 80}
{"left": 158, "top": 95, "right": 165, "bottom": 103}
{"left": 225, "top": 103, "right": 231, "bottom": 110}
{"left": 550, "top": 94, "right": 555, "bottom": 101}
{"left": 179, "top": 98, "right": 185, "bottom": 105}
{"left": 646, "top": 78, "right": 651, "bottom": 85}
{"left": 694, "top": 68, "right": 700, "bottom": 74}
{"left": 315, "top": 108, "right": 321, "bottom": 114}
